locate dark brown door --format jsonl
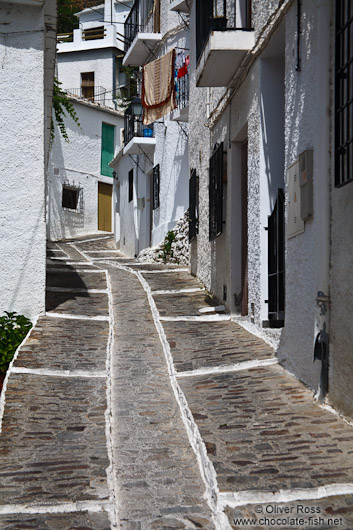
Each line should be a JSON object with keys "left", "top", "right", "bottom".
{"left": 241, "top": 140, "right": 248, "bottom": 316}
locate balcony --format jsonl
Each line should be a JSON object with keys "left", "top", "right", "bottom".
{"left": 65, "top": 86, "right": 108, "bottom": 106}
{"left": 195, "top": 0, "right": 254, "bottom": 87}
{"left": 123, "top": 101, "right": 156, "bottom": 156}
{"left": 171, "top": 73, "right": 189, "bottom": 122}
{"left": 169, "top": 0, "right": 190, "bottom": 13}
{"left": 123, "top": 0, "right": 162, "bottom": 66}
{"left": 57, "top": 24, "right": 123, "bottom": 54}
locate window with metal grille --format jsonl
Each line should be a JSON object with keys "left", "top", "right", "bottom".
{"left": 101, "top": 123, "right": 115, "bottom": 178}
{"left": 153, "top": 164, "right": 160, "bottom": 210}
{"left": 335, "top": 0, "right": 353, "bottom": 187}
{"left": 209, "top": 142, "right": 224, "bottom": 241}
{"left": 62, "top": 185, "right": 80, "bottom": 211}
{"left": 128, "top": 169, "right": 134, "bottom": 203}
{"left": 189, "top": 169, "right": 198, "bottom": 242}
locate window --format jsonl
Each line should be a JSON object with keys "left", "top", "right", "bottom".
{"left": 153, "top": 164, "right": 160, "bottom": 210}
{"left": 81, "top": 72, "right": 94, "bottom": 101}
{"left": 335, "top": 0, "right": 353, "bottom": 187}
{"left": 209, "top": 142, "right": 224, "bottom": 241}
{"left": 101, "top": 123, "right": 115, "bottom": 178}
{"left": 128, "top": 169, "right": 134, "bottom": 203}
{"left": 62, "top": 185, "right": 81, "bottom": 211}
{"left": 189, "top": 169, "right": 199, "bottom": 242}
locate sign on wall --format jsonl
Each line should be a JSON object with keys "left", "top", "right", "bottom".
{"left": 287, "top": 160, "right": 304, "bottom": 239}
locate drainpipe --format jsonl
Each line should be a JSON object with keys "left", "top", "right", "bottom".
{"left": 134, "top": 156, "right": 140, "bottom": 257}
{"left": 313, "top": 0, "right": 331, "bottom": 400}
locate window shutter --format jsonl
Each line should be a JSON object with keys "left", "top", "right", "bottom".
{"left": 101, "top": 123, "right": 115, "bottom": 177}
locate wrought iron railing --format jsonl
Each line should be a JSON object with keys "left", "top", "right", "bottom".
{"left": 267, "top": 189, "right": 285, "bottom": 326}
{"left": 196, "top": 0, "right": 252, "bottom": 63}
{"left": 124, "top": 0, "right": 160, "bottom": 51}
{"left": 124, "top": 104, "right": 154, "bottom": 145}
{"left": 65, "top": 86, "right": 107, "bottom": 105}
{"left": 175, "top": 73, "right": 189, "bottom": 111}
{"left": 82, "top": 26, "right": 106, "bottom": 40}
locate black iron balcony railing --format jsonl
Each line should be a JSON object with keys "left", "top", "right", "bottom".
{"left": 175, "top": 73, "right": 189, "bottom": 111}
{"left": 124, "top": 0, "right": 160, "bottom": 52}
{"left": 196, "top": 0, "right": 252, "bottom": 63}
{"left": 124, "top": 104, "right": 154, "bottom": 145}
{"left": 65, "top": 86, "right": 107, "bottom": 105}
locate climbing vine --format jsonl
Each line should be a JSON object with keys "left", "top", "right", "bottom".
{"left": 51, "top": 77, "right": 81, "bottom": 143}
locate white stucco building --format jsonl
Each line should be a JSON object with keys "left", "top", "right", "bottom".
{"left": 48, "top": 0, "right": 128, "bottom": 241}
{"left": 57, "top": 0, "right": 133, "bottom": 111}
{"left": 187, "top": 0, "right": 353, "bottom": 419}
{"left": 0, "top": 0, "right": 56, "bottom": 320}
{"left": 110, "top": 0, "right": 190, "bottom": 256}
{"left": 48, "top": 99, "right": 123, "bottom": 240}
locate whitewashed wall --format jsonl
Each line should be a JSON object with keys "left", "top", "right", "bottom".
{"left": 0, "top": 0, "right": 55, "bottom": 321}
{"left": 48, "top": 100, "right": 123, "bottom": 241}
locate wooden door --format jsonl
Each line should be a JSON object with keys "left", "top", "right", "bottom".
{"left": 241, "top": 140, "right": 248, "bottom": 316}
{"left": 98, "top": 182, "right": 112, "bottom": 232}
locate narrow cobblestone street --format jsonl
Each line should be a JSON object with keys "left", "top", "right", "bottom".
{"left": 1, "top": 235, "right": 353, "bottom": 529}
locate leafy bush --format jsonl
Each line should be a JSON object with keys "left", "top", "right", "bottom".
{"left": 52, "top": 77, "right": 81, "bottom": 143}
{"left": 159, "top": 230, "right": 176, "bottom": 263}
{"left": 0, "top": 312, "right": 32, "bottom": 374}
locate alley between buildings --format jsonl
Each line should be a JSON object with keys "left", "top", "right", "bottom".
{"left": 0, "top": 235, "right": 353, "bottom": 530}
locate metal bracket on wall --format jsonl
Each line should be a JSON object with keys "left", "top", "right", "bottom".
{"left": 177, "top": 120, "right": 188, "bottom": 139}
{"left": 128, "top": 154, "right": 145, "bottom": 173}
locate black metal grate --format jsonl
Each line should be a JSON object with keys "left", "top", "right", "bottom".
{"left": 196, "top": 0, "right": 252, "bottom": 63}
{"left": 153, "top": 164, "right": 160, "bottom": 210}
{"left": 124, "top": 0, "right": 158, "bottom": 51}
{"left": 189, "top": 169, "right": 198, "bottom": 242}
{"left": 267, "top": 189, "right": 285, "bottom": 326}
{"left": 128, "top": 169, "right": 134, "bottom": 203}
{"left": 209, "top": 142, "right": 224, "bottom": 241}
{"left": 335, "top": 0, "right": 353, "bottom": 187}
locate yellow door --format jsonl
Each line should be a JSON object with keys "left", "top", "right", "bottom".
{"left": 98, "top": 182, "right": 112, "bottom": 232}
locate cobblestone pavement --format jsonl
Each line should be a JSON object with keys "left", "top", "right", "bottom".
{"left": 1, "top": 236, "right": 353, "bottom": 530}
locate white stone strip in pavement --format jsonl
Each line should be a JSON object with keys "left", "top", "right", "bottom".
{"left": 46, "top": 268, "right": 105, "bottom": 274}
{"left": 218, "top": 484, "right": 353, "bottom": 509}
{"left": 46, "top": 287, "right": 108, "bottom": 294}
{"left": 319, "top": 402, "right": 353, "bottom": 428}
{"left": 139, "top": 268, "right": 189, "bottom": 274}
{"left": 11, "top": 367, "right": 106, "bottom": 378}
{"left": 107, "top": 261, "right": 231, "bottom": 530}
{"left": 0, "top": 315, "right": 39, "bottom": 435}
{"left": 101, "top": 265, "right": 120, "bottom": 529}
{"left": 160, "top": 315, "right": 232, "bottom": 322}
{"left": 46, "top": 256, "right": 70, "bottom": 261}
{"left": 74, "top": 235, "right": 113, "bottom": 244}
{"left": 176, "top": 358, "right": 278, "bottom": 379}
{"left": 0, "top": 500, "right": 113, "bottom": 516}
{"left": 152, "top": 288, "right": 204, "bottom": 295}
{"left": 84, "top": 250, "right": 122, "bottom": 254}
{"left": 45, "top": 312, "right": 110, "bottom": 322}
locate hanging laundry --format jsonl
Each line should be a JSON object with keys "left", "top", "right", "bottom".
{"left": 142, "top": 49, "right": 176, "bottom": 125}
{"left": 177, "top": 64, "right": 188, "bottom": 78}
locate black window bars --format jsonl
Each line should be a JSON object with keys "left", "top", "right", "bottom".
{"left": 335, "top": 0, "right": 353, "bottom": 187}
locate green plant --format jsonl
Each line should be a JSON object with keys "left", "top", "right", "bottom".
{"left": 159, "top": 230, "right": 176, "bottom": 263}
{"left": 0, "top": 312, "right": 32, "bottom": 374}
{"left": 52, "top": 77, "right": 81, "bottom": 143}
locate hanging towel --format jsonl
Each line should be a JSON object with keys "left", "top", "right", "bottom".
{"left": 142, "top": 49, "right": 176, "bottom": 125}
